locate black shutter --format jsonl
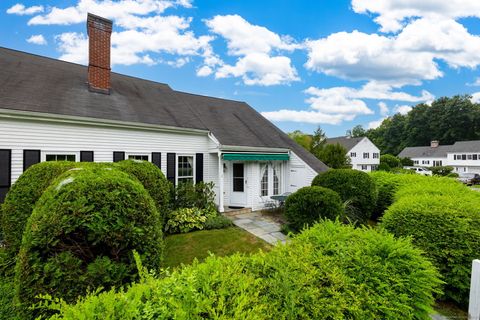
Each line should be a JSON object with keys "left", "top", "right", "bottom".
{"left": 195, "top": 153, "right": 204, "bottom": 183}
{"left": 0, "top": 149, "right": 11, "bottom": 203}
{"left": 80, "top": 151, "right": 94, "bottom": 162}
{"left": 152, "top": 152, "right": 161, "bottom": 169}
{"left": 113, "top": 151, "right": 125, "bottom": 162}
{"left": 23, "top": 150, "right": 40, "bottom": 171}
{"left": 167, "top": 153, "right": 176, "bottom": 185}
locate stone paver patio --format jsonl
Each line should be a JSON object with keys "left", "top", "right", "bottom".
{"left": 228, "top": 211, "right": 287, "bottom": 245}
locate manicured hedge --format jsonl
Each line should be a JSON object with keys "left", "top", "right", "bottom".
{"left": 1, "top": 161, "right": 76, "bottom": 258}
{"left": 116, "top": 160, "right": 171, "bottom": 221}
{"left": 379, "top": 154, "right": 401, "bottom": 170}
{"left": 46, "top": 221, "right": 440, "bottom": 320}
{"left": 14, "top": 167, "right": 164, "bottom": 317}
{"left": 382, "top": 190, "right": 480, "bottom": 306}
{"left": 312, "top": 169, "right": 377, "bottom": 223}
{"left": 284, "top": 186, "right": 344, "bottom": 231}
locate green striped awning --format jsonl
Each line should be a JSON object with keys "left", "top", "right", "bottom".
{"left": 222, "top": 153, "right": 289, "bottom": 161}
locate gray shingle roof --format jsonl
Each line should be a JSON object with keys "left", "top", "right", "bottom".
{"left": 0, "top": 47, "right": 328, "bottom": 172}
{"left": 451, "top": 141, "right": 480, "bottom": 153}
{"left": 325, "top": 136, "right": 364, "bottom": 151}
{"left": 397, "top": 145, "right": 453, "bottom": 158}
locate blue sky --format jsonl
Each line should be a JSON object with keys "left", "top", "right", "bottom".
{"left": 1, "top": 0, "right": 480, "bottom": 137}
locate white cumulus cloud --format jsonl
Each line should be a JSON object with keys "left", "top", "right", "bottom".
{"left": 6, "top": 3, "right": 43, "bottom": 15}
{"left": 368, "top": 117, "right": 387, "bottom": 129}
{"left": 205, "top": 14, "right": 300, "bottom": 86}
{"left": 26, "top": 34, "right": 47, "bottom": 45}
{"left": 394, "top": 105, "right": 413, "bottom": 115}
{"left": 471, "top": 93, "right": 480, "bottom": 103}
{"left": 378, "top": 102, "right": 389, "bottom": 116}
{"left": 352, "top": 0, "right": 480, "bottom": 32}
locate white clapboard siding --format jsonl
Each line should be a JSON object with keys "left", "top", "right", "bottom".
{"left": 0, "top": 118, "right": 214, "bottom": 184}
{"left": 287, "top": 151, "right": 317, "bottom": 193}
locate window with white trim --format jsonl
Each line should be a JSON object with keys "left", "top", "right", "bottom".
{"left": 361, "top": 165, "right": 368, "bottom": 170}
{"left": 128, "top": 154, "right": 149, "bottom": 161}
{"left": 350, "top": 152, "right": 356, "bottom": 157}
{"left": 177, "top": 155, "right": 194, "bottom": 184}
{"left": 373, "top": 153, "right": 379, "bottom": 159}
{"left": 45, "top": 154, "right": 76, "bottom": 162}
{"left": 363, "top": 152, "right": 369, "bottom": 159}
{"left": 261, "top": 164, "right": 269, "bottom": 196}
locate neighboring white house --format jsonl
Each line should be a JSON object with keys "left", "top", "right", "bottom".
{"left": 0, "top": 14, "right": 328, "bottom": 211}
{"left": 398, "top": 140, "right": 480, "bottom": 174}
{"left": 325, "top": 136, "right": 380, "bottom": 172}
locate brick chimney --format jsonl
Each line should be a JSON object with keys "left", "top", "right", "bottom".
{"left": 431, "top": 140, "right": 439, "bottom": 148}
{"left": 87, "top": 13, "right": 112, "bottom": 94}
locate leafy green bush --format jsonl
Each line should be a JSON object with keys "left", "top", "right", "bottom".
{"left": 1, "top": 161, "right": 76, "bottom": 258}
{"left": 174, "top": 181, "right": 216, "bottom": 210}
{"left": 312, "top": 169, "right": 377, "bottom": 223}
{"left": 447, "top": 172, "right": 459, "bottom": 178}
{"left": 382, "top": 193, "right": 480, "bottom": 306}
{"left": 203, "top": 214, "right": 233, "bottom": 230}
{"left": 369, "top": 171, "right": 401, "bottom": 220}
{"left": 115, "top": 160, "right": 171, "bottom": 221}
{"left": 284, "top": 186, "right": 344, "bottom": 231}
{"left": 165, "top": 207, "right": 217, "bottom": 234}
{"left": 400, "top": 157, "right": 414, "bottom": 166}
{"left": 46, "top": 221, "right": 441, "bottom": 320}
{"left": 379, "top": 154, "right": 401, "bottom": 170}
{"left": 14, "top": 167, "right": 164, "bottom": 316}
{"left": 428, "top": 166, "right": 454, "bottom": 176}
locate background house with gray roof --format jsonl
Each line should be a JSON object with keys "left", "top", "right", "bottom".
{"left": 325, "top": 136, "right": 380, "bottom": 172}
{"left": 0, "top": 13, "right": 328, "bottom": 211}
{"left": 398, "top": 140, "right": 480, "bottom": 173}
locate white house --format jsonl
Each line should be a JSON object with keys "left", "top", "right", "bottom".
{"left": 0, "top": 14, "right": 328, "bottom": 211}
{"left": 325, "top": 136, "right": 380, "bottom": 172}
{"left": 398, "top": 140, "right": 480, "bottom": 174}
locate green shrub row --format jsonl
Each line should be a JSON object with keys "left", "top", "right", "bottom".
{"left": 14, "top": 167, "right": 165, "bottom": 318}
{"left": 284, "top": 186, "right": 344, "bottom": 231}
{"left": 371, "top": 172, "right": 480, "bottom": 306}
{"left": 1, "top": 162, "right": 76, "bottom": 259}
{"left": 312, "top": 169, "right": 377, "bottom": 224}
{"left": 46, "top": 221, "right": 441, "bottom": 320}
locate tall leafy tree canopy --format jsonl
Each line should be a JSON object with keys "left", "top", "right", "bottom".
{"left": 288, "top": 130, "right": 312, "bottom": 151}
{"left": 316, "top": 143, "right": 351, "bottom": 169}
{"left": 364, "top": 96, "right": 480, "bottom": 155}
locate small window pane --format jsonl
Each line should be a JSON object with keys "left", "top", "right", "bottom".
{"left": 46, "top": 154, "right": 55, "bottom": 161}
{"left": 66, "top": 155, "right": 76, "bottom": 162}
{"left": 273, "top": 165, "right": 280, "bottom": 195}
{"left": 261, "top": 165, "right": 268, "bottom": 196}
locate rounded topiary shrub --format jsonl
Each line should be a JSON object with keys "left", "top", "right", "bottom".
{"left": 1, "top": 161, "right": 76, "bottom": 257}
{"left": 48, "top": 221, "right": 441, "bottom": 320}
{"left": 382, "top": 193, "right": 480, "bottom": 306}
{"left": 116, "top": 160, "right": 171, "bottom": 221}
{"left": 312, "top": 169, "right": 377, "bottom": 223}
{"left": 14, "top": 166, "right": 164, "bottom": 315}
{"left": 284, "top": 186, "right": 344, "bottom": 231}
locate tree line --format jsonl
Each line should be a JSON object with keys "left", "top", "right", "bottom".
{"left": 289, "top": 95, "right": 480, "bottom": 159}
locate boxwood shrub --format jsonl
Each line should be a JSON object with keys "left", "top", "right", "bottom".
{"left": 284, "top": 186, "right": 344, "bottom": 231}
{"left": 382, "top": 192, "right": 480, "bottom": 306}
{"left": 14, "top": 166, "right": 164, "bottom": 316}
{"left": 1, "top": 161, "right": 76, "bottom": 258}
{"left": 115, "top": 160, "right": 171, "bottom": 221}
{"left": 312, "top": 169, "right": 377, "bottom": 223}
{"left": 46, "top": 221, "right": 441, "bottom": 320}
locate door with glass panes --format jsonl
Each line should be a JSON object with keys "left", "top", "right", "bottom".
{"left": 230, "top": 162, "right": 247, "bottom": 207}
{"left": 260, "top": 162, "right": 282, "bottom": 198}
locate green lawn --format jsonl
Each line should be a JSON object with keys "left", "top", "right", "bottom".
{"left": 164, "top": 227, "right": 271, "bottom": 268}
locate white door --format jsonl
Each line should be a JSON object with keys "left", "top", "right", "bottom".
{"left": 230, "top": 162, "right": 247, "bottom": 207}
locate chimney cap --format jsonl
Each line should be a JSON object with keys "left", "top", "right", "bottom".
{"left": 87, "top": 13, "right": 113, "bottom": 26}
{"left": 430, "top": 140, "right": 440, "bottom": 148}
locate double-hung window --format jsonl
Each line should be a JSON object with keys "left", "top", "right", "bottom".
{"left": 177, "top": 155, "right": 194, "bottom": 184}
{"left": 350, "top": 152, "right": 356, "bottom": 157}
{"left": 363, "top": 152, "right": 369, "bottom": 159}
{"left": 373, "top": 153, "right": 379, "bottom": 159}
